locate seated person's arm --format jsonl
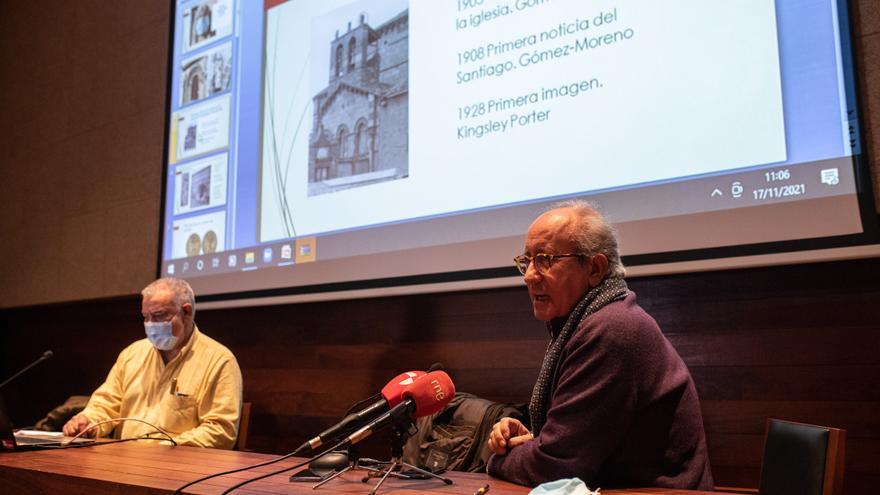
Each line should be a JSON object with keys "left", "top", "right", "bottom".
{"left": 173, "top": 358, "right": 243, "bottom": 449}
{"left": 487, "top": 327, "right": 637, "bottom": 486}
{"left": 63, "top": 357, "right": 126, "bottom": 437}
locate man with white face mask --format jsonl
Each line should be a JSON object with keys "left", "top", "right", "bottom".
{"left": 62, "top": 278, "right": 242, "bottom": 449}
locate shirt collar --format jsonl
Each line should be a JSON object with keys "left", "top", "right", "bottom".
{"left": 178, "top": 324, "right": 200, "bottom": 357}
{"left": 161, "top": 324, "right": 201, "bottom": 366}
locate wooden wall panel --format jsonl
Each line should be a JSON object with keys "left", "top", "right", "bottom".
{"left": 0, "top": 0, "right": 168, "bottom": 307}
{"left": 2, "top": 257, "right": 879, "bottom": 493}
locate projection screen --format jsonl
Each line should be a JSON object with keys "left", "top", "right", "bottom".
{"left": 160, "top": 0, "right": 879, "bottom": 306}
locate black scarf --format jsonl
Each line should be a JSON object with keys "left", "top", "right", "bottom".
{"left": 527, "top": 276, "right": 629, "bottom": 436}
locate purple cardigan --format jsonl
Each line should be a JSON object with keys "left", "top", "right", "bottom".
{"left": 488, "top": 292, "right": 713, "bottom": 490}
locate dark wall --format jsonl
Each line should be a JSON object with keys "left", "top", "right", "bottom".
{"left": 2, "top": 257, "right": 879, "bottom": 493}
{"left": 0, "top": 0, "right": 168, "bottom": 307}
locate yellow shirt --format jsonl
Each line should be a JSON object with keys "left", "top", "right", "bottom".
{"left": 80, "top": 325, "right": 242, "bottom": 449}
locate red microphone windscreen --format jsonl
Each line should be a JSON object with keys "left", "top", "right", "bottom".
{"left": 380, "top": 370, "right": 426, "bottom": 407}
{"left": 402, "top": 370, "right": 456, "bottom": 417}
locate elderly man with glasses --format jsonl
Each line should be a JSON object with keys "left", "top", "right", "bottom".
{"left": 62, "top": 278, "right": 242, "bottom": 449}
{"left": 487, "top": 201, "right": 713, "bottom": 491}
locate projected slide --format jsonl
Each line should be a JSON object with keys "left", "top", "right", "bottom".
{"left": 260, "top": 0, "right": 785, "bottom": 242}
{"left": 170, "top": 94, "right": 231, "bottom": 164}
{"left": 172, "top": 210, "right": 226, "bottom": 259}
{"left": 173, "top": 153, "right": 228, "bottom": 215}
{"left": 180, "top": 41, "right": 233, "bottom": 106}
{"left": 181, "top": 0, "right": 234, "bottom": 54}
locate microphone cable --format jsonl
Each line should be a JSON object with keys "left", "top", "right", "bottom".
{"left": 224, "top": 384, "right": 451, "bottom": 494}
{"left": 64, "top": 417, "right": 177, "bottom": 446}
{"left": 33, "top": 434, "right": 174, "bottom": 449}
{"left": 171, "top": 392, "right": 384, "bottom": 494}
{"left": 171, "top": 441, "right": 314, "bottom": 494}
{"left": 219, "top": 437, "right": 350, "bottom": 495}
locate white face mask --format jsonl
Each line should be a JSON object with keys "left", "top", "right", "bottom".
{"left": 144, "top": 320, "right": 180, "bottom": 351}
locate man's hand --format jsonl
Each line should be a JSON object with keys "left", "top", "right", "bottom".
{"left": 487, "top": 417, "right": 533, "bottom": 455}
{"left": 62, "top": 414, "right": 95, "bottom": 437}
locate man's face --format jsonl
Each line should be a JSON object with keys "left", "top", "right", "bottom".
{"left": 523, "top": 210, "right": 593, "bottom": 322}
{"left": 141, "top": 290, "right": 192, "bottom": 343}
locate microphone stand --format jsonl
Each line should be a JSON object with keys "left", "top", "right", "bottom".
{"left": 360, "top": 420, "right": 452, "bottom": 495}
{"left": 0, "top": 350, "right": 53, "bottom": 389}
{"left": 297, "top": 392, "right": 381, "bottom": 488}
{"left": 306, "top": 430, "right": 422, "bottom": 491}
{"left": 309, "top": 444, "right": 364, "bottom": 489}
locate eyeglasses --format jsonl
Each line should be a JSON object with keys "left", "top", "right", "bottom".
{"left": 142, "top": 308, "right": 180, "bottom": 324}
{"left": 513, "top": 253, "right": 587, "bottom": 275}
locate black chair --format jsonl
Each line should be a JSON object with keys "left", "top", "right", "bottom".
{"left": 756, "top": 418, "right": 845, "bottom": 495}
{"left": 717, "top": 419, "right": 846, "bottom": 495}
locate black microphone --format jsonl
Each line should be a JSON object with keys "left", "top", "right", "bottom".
{"left": 298, "top": 370, "right": 427, "bottom": 453}
{"left": 428, "top": 362, "right": 444, "bottom": 372}
{"left": 0, "top": 350, "right": 54, "bottom": 389}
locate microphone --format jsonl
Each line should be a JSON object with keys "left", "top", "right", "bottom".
{"left": 303, "top": 370, "right": 426, "bottom": 451}
{"left": 345, "top": 370, "right": 455, "bottom": 446}
{"left": 0, "top": 350, "right": 54, "bottom": 389}
{"left": 428, "top": 362, "right": 444, "bottom": 372}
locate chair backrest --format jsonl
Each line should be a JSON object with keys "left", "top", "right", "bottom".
{"left": 235, "top": 402, "right": 252, "bottom": 451}
{"left": 758, "top": 419, "right": 846, "bottom": 495}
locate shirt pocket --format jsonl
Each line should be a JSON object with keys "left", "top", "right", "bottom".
{"left": 158, "top": 394, "right": 199, "bottom": 435}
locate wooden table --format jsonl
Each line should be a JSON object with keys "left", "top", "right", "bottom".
{"left": 0, "top": 442, "right": 716, "bottom": 495}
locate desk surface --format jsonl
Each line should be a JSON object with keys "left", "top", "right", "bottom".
{"left": 0, "top": 442, "right": 715, "bottom": 495}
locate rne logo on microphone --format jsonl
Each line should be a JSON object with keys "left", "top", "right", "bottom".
{"left": 398, "top": 371, "right": 420, "bottom": 386}
{"left": 431, "top": 379, "right": 446, "bottom": 401}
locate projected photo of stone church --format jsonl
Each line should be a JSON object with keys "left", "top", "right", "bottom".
{"left": 308, "top": 8, "right": 409, "bottom": 196}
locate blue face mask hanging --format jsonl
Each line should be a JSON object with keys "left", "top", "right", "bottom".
{"left": 144, "top": 320, "right": 180, "bottom": 351}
